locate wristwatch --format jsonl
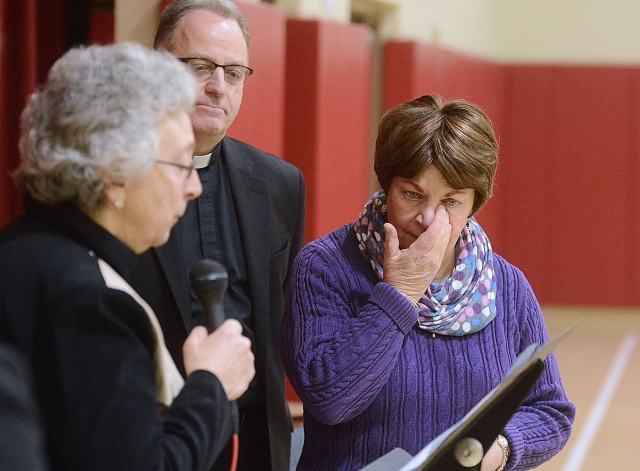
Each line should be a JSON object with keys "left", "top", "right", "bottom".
{"left": 496, "top": 434, "right": 510, "bottom": 471}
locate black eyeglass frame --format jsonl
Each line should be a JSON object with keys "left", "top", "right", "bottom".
{"left": 153, "top": 159, "right": 196, "bottom": 179}
{"left": 177, "top": 57, "right": 254, "bottom": 85}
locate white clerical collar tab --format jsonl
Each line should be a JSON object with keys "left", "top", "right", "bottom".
{"left": 192, "top": 153, "right": 212, "bottom": 169}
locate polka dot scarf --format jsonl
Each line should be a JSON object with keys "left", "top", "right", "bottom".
{"left": 354, "top": 189, "right": 497, "bottom": 336}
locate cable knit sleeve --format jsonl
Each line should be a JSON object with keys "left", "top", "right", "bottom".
{"left": 280, "top": 226, "right": 419, "bottom": 425}
{"left": 496, "top": 256, "right": 576, "bottom": 470}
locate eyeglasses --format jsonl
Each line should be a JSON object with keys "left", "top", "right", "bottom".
{"left": 153, "top": 159, "right": 196, "bottom": 179}
{"left": 178, "top": 57, "right": 253, "bottom": 85}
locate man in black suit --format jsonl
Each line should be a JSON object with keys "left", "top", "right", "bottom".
{"left": 126, "top": 1, "right": 306, "bottom": 470}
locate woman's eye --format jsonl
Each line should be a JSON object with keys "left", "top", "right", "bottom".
{"left": 406, "top": 191, "right": 420, "bottom": 200}
{"left": 444, "top": 199, "right": 460, "bottom": 207}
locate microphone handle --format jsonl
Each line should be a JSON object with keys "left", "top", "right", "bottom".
{"left": 204, "top": 304, "right": 240, "bottom": 435}
{"left": 230, "top": 402, "right": 239, "bottom": 434}
{"left": 204, "top": 304, "right": 226, "bottom": 333}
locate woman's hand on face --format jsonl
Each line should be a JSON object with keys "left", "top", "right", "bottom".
{"left": 382, "top": 206, "right": 451, "bottom": 300}
{"left": 182, "top": 321, "right": 255, "bottom": 401}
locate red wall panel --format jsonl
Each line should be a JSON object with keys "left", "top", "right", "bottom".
{"left": 503, "top": 66, "right": 635, "bottom": 305}
{"left": 89, "top": 9, "right": 114, "bottom": 45}
{"left": 285, "top": 19, "right": 373, "bottom": 242}
{"left": 228, "top": 1, "right": 286, "bottom": 157}
{"left": 544, "top": 67, "right": 634, "bottom": 305}
{"left": 632, "top": 71, "right": 640, "bottom": 306}
{"left": 500, "top": 66, "right": 556, "bottom": 300}
{"left": 384, "top": 41, "right": 418, "bottom": 109}
{"left": 0, "top": 0, "right": 66, "bottom": 229}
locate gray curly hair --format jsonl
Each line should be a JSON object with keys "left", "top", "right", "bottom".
{"left": 14, "top": 41, "right": 197, "bottom": 212}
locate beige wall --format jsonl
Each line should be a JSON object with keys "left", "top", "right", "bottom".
{"left": 114, "top": 0, "right": 161, "bottom": 47}
{"left": 274, "top": 0, "right": 640, "bottom": 64}
{"left": 276, "top": 0, "right": 351, "bottom": 21}
{"left": 115, "top": 0, "right": 640, "bottom": 64}
{"left": 396, "top": 0, "right": 640, "bottom": 64}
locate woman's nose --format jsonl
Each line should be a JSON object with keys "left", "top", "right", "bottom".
{"left": 415, "top": 205, "right": 437, "bottom": 228}
{"left": 185, "top": 171, "right": 202, "bottom": 201}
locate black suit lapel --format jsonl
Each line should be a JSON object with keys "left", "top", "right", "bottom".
{"left": 222, "top": 140, "right": 270, "bottom": 364}
{"left": 153, "top": 224, "right": 192, "bottom": 330}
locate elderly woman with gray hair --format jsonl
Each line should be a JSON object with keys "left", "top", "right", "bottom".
{"left": 0, "top": 42, "right": 254, "bottom": 470}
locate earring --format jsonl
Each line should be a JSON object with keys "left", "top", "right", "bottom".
{"left": 114, "top": 200, "right": 124, "bottom": 210}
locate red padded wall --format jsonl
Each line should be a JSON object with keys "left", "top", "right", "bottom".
{"left": 285, "top": 19, "right": 373, "bottom": 243}
{"left": 383, "top": 41, "right": 504, "bottom": 118}
{"left": 540, "top": 67, "right": 633, "bottom": 305}
{"left": 500, "top": 66, "right": 556, "bottom": 301}
{"left": 633, "top": 71, "right": 640, "bottom": 306}
{"left": 500, "top": 66, "right": 639, "bottom": 305}
{"left": 89, "top": 9, "right": 114, "bottom": 45}
{"left": 0, "top": 0, "right": 67, "bottom": 228}
{"left": 228, "top": 1, "right": 286, "bottom": 157}
{"left": 501, "top": 66, "right": 638, "bottom": 304}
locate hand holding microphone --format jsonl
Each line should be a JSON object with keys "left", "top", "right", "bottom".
{"left": 186, "top": 260, "right": 248, "bottom": 470}
{"left": 183, "top": 259, "right": 254, "bottom": 402}
{"left": 183, "top": 323, "right": 253, "bottom": 401}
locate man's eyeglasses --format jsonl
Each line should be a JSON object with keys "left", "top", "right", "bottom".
{"left": 154, "top": 159, "right": 196, "bottom": 179}
{"left": 178, "top": 57, "right": 253, "bottom": 86}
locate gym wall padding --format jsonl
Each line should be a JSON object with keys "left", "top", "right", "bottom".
{"left": 284, "top": 19, "right": 373, "bottom": 243}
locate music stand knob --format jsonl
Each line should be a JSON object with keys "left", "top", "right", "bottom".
{"left": 454, "top": 437, "right": 483, "bottom": 468}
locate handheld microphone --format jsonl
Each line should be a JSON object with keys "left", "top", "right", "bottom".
{"left": 189, "top": 259, "right": 228, "bottom": 333}
{"left": 188, "top": 259, "right": 241, "bottom": 461}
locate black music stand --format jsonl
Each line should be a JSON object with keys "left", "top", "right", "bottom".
{"left": 362, "top": 322, "right": 580, "bottom": 471}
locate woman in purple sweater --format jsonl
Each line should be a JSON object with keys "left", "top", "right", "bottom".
{"left": 281, "top": 95, "right": 575, "bottom": 470}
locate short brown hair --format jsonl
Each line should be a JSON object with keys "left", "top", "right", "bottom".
{"left": 374, "top": 95, "right": 498, "bottom": 215}
{"left": 154, "top": 0, "right": 249, "bottom": 51}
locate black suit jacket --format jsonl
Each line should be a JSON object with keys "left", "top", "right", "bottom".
{"left": 0, "top": 343, "right": 49, "bottom": 471}
{"left": 129, "top": 137, "right": 306, "bottom": 471}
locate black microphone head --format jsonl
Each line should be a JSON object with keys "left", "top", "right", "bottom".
{"left": 190, "top": 259, "right": 228, "bottom": 301}
{"left": 190, "top": 259, "right": 228, "bottom": 289}
{"left": 190, "top": 260, "right": 229, "bottom": 331}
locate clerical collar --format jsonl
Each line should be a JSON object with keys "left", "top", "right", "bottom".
{"left": 192, "top": 153, "right": 212, "bottom": 169}
{"left": 192, "top": 142, "right": 223, "bottom": 169}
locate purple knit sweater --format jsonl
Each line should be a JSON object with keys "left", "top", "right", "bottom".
{"left": 281, "top": 223, "right": 575, "bottom": 470}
